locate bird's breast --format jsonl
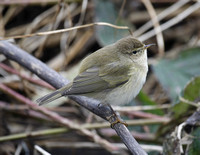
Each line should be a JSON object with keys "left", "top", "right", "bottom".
{"left": 106, "top": 66, "right": 148, "bottom": 106}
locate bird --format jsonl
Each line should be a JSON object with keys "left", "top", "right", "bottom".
{"left": 36, "top": 36, "right": 154, "bottom": 126}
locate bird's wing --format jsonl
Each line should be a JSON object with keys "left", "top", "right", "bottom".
{"left": 99, "top": 62, "right": 131, "bottom": 86}
{"left": 66, "top": 63, "right": 131, "bottom": 95}
{"left": 66, "top": 67, "right": 109, "bottom": 95}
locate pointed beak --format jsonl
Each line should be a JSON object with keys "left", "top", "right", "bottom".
{"left": 144, "top": 43, "right": 156, "bottom": 49}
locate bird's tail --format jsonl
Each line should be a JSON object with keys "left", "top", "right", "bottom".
{"left": 36, "top": 83, "right": 72, "bottom": 106}
{"left": 36, "top": 90, "right": 63, "bottom": 106}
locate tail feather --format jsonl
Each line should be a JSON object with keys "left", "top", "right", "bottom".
{"left": 36, "top": 82, "right": 72, "bottom": 106}
{"left": 36, "top": 90, "right": 62, "bottom": 106}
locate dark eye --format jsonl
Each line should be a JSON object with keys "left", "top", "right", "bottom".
{"left": 132, "top": 50, "right": 138, "bottom": 54}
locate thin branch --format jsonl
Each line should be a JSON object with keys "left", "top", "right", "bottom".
{"left": 0, "top": 83, "right": 117, "bottom": 152}
{"left": 1, "top": 22, "right": 131, "bottom": 40}
{"left": 115, "top": 0, "right": 126, "bottom": 24}
{"left": 78, "top": 0, "right": 88, "bottom": 25}
{"left": 82, "top": 119, "right": 169, "bottom": 129}
{"left": 113, "top": 104, "right": 171, "bottom": 112}
{"left": 179, "top": 96, "right": 199, "bottom": 107}
{"left": 0, "top": 101, "right": 50, "bottom": 121}
{"left": 123, "top": 111, "right": 170, "bottom": 122}
{"left": 177, "top": 122, "right": 186, "bottom": 153}
{"left": 0, "top": 0, "right": 80, "bottom": 5}
{"left": 141, "top": 0, "right": 165, "bottom": 57}
{"left": 138, "top": 1, "right": 200, "bottom": 42}
{"left": 34, "top": 145, "right": 51, "bottom": 155}
{"left": 133, "top": 0, "right": 190, "bottom": 37}
{"left": 0, "top": 62, "right": 54, "bottom": 89}
{"left": 0, "top": 127, "right": 69, "bottom": 142}
{"left": 44, "top": 142, "right": 163, "bottom": 153}
{"left": 0, "top": 40, "right": 147, "bottom": 155}
{"left": 0, "top": 118, "right": 168, "bottom": 142}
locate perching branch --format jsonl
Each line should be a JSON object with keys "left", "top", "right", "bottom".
{"left": 0, "top": 40, "right": 147, "bottom": 155}
{"left": 0, "top": 83, "right": 117, "bottom": 152}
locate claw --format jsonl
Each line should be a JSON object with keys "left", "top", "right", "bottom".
{"left": 106, "top": 112, "right": 128, "bottom": 128}
{"left": 98, "top": 103, "right": 128, "bottom": 128}
{"left": 110, "top": 118, "right": 128, "bottom": 128}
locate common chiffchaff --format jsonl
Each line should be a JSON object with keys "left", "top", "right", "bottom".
{"left": 37, "top": 36, "right": 154, "bottom": 108}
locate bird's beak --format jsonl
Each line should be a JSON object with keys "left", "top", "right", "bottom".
{"left": 144, "top": 43, "right": 156, "bottom": 49}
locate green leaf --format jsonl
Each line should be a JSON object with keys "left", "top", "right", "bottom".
{"left": 94, "top": 0, "right": 133, "bottom": 46}
{"left": 182, "top": 76, "right": 200, "bottom": 102}
{"left": 188, "top": 127, "right": 200, "bottom": 155}
{"left": 152, "top": 48, "right": 200, "bottom": 103}
{"left": 137, "top": 92, "right": 164, "bottom": 116}
{"left": 136, "top": 92, "right": 164, "bottom": 133}
{"left": 172, "top": 76, "right": 200, "bottom": 118}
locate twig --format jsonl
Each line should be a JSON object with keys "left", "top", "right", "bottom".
{"left": 33, "top": 3, "right": 62, "bottom": 57}
{"left": 179, "top": 96, "right": 199, "bottom": 107}
{"left": 141, "top": 0, "right": 165, "bottom": 57}
{"left": 1, "top": 22, "right": 131, "bottom": 40}
{"left": 43, "top": 142, "right": 162, "bottom": 153}
{"left": 64, "top": 29, "right": 93, "bottom": 65}
{"left": 34, "top": 145, "right": 51, "bottom": 155}
{"left": 0, "top": 62, "right": 54, "bottom": 89}
{"left": 0, "top": 101, "right": 50, "bottom": 121}
{"left": 123, "top": 111, "right": 170, "bottom": 122}
{"left": 0, "top": 117, "right": 168, "bottom": 142}
{"left": 113, "top": 104, "right": 171, "bottom": 111}
{"left": 46, "top": 141, "right": 129, "bottom": 149}
{"left": 140, "top": 144, "right": 162, "bottom": 153}
{"left": 82, "top": 119, "right": 169, "bottom": 129}
{"left": 138, "top": 1, "right": 200, "bottom": 41}
{"left": 177, "top": 122, "right": 186, "bottom": 153}
{"left": 45, "top": 142, "right": 163, "bottom": 153}
{"left": 78, "top": 0, "right": 88, "bottom": 25}
{"left": 0, "top": 0, "right": 80, "bottom": 5}
{"left": 0, "top": 40, "right": 147, "bottom": 155}
{"left": 133, "top": 0, "right": 190, "bottom": 37}
{"left": 0, "top": 83, "right": 117, "bottom": 152}
{"left": 0, "top": 127, "right": 69, "bottom": 142}
{"left": 115, "top": 0, "right": 126, "bottom": 23}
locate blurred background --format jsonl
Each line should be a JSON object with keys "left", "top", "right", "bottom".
{"left": 0, "top": 0, "right": 200, "bottom": 154}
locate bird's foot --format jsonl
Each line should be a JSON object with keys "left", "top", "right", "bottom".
{"left": 98, "top": 103, "right": 128, "bottom": 128}
{"left": 106, "top": 111, "right": 128, "bottom": 128}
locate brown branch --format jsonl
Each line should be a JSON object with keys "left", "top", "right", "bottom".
{"left": 0, "top": 83, "right": 117, "bottom": 153}
{"left": 0, "top": 62, "right": 54, "bottom": 89}
{"left": 0, "top": 0, "right": 80, "bottom": 5}
{"left": 0, "top": 101, "right": 50, "bottom": 121}
{"left": 1, "top": 22, "right": 131, "bottom": 40}
{"left": 141, "top": 0, "right": 165, "bottom": 57}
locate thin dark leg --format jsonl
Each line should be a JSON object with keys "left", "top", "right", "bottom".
{"left": 99, "top": 102, "right": 128, "bottom": 128}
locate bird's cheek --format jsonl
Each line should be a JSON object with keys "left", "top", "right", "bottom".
{"left": 129, "top": 56, "right": 135, "bottom": 63}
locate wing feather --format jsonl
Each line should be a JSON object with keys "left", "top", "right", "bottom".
{"left": 99, "top": 62, "right": 131, "bottom": 86}
{"left": 66, "top": 67, "right": 109, "bottom": 95}
{"left": 66, "top": 63, "right": 131, "bottom": 95}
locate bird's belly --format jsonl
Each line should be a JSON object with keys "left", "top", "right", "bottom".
{"left": 106, "top": 71, "right": 147, "bottom": 106}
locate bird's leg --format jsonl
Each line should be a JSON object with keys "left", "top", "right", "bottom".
{"left": 107, "top": 104, "right": 128, "bottom": 128}
{"left": 99, "top": 103, "right": 128, "bottom": 128}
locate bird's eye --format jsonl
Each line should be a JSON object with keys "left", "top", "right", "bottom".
{"left": 132, "top": 50, "right": 139, "bottom": 54}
